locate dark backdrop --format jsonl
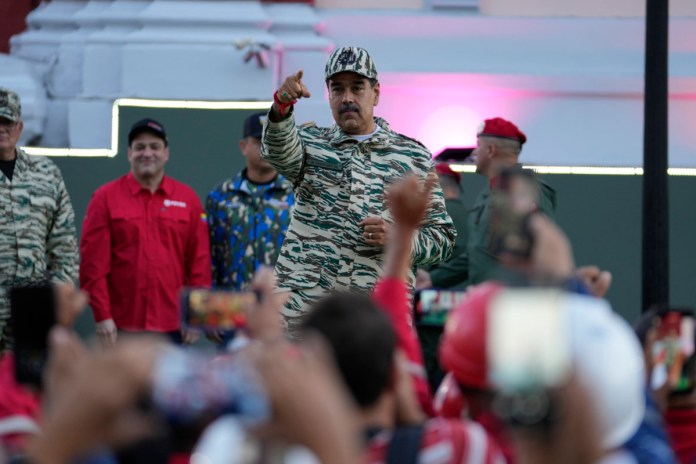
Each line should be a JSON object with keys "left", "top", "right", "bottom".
{"left": 51, "top": 105, "right": 696, "bottom": 334}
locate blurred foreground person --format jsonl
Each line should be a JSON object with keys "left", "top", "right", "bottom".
{"left": 635, "top": 307, "right": 695, "bottom": 464}
{"left": 14, "top": 304, "right": 361, "bottom": 464}
{"left": 0, "top": 283, "right": 86, "bottom": 452}
{"left": 438, "top": 213, "right": 672, "bottom": 464}
{"left": 303, "top": 175, "right": 506, "bottom": 463}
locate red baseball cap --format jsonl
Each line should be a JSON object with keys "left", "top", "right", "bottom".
{"left": 435, "top": 162, "right": 461, "bottom": 185}
{"left": 477, "top": 117, "right": 527, "bottom": 145}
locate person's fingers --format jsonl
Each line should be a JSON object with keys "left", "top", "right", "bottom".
{"left": 359, "top": 217, "right": 382, "bottom": 226}
{"left": 594, "top": 271, "right": 613, "bottom": 298}
{"left": 423, "top": 172, "right": 438, "bottom": 197}
{"left": 294, "top": 70, "right": 303, "bottom": 82}
{"left": 576, "top": 265, "right": 600, "bottom": 281}
{"left": 251, "top": 266, "right": 276, "bottom": 297}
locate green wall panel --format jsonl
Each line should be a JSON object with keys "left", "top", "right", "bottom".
{"left": 50, "top": 105, "right": 696, "bottom": 334}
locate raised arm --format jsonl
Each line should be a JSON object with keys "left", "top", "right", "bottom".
{"left": 411, "top": 169, "right": 456, "bottom": 267}
{"left": 373, "top": 174, "right": 438, "bottom": 416}
{"left": 261, "top": 70, "right": 312, "bottom": 184}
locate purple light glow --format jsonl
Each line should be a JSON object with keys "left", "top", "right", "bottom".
{"left": 376, "top": 73, "right": 524, "bottom": 157}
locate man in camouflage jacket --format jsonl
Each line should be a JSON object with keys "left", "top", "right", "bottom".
{"left": 262, "top": 47, "right": 456, "bottom": 333}
{"left": 0, "top": 88, "right": 79, "bottom": 350}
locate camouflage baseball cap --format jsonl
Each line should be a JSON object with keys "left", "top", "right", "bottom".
{"left": 325, "top": 46, "right": 378, "bottom": 81}
{"left": 0, "top": 88, "right": 21, "bottom": 122}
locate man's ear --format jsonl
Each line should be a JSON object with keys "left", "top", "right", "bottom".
{"left": 239, "top": 139, "right": 248, "bottom": 158}
{"left": 373, "top": 82, "right": 380, "bottom": 107}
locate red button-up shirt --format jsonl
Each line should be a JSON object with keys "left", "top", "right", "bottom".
{"left": 80, "top": 173, "right": 212, "bottom": 332}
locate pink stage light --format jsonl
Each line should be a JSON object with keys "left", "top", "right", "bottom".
{"left": 377, "top": 73, "right": 520, "bottom": 158}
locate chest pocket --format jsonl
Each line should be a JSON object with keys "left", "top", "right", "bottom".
{"left": 111, "top": 209, "right": 144, "bottom": 247}
{"left": 298, "top": 155, "right": 343, "bottom": 216}
{"left": 158, "top": 207, "right": 191, "bottom": 248}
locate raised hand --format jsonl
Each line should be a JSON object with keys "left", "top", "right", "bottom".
{"left": 271, "top": 70, "right": 312, "bottom": 119}
{"left": 279, "top": 70, "right": 311, "bottom": 102}
{"left": 387, "top": 174, "right": 437, "bottom": 230}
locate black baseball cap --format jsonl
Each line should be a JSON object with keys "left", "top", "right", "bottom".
{"left": 243, "top": 112, "right": 267, "bottom": 140}
{"left": 128, "top": 118, "right": 168, "bottom": 146}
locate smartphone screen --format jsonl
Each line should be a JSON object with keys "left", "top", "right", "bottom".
{"left": 10, "top": 283, "right": 56, "bottom": 389}
{"left": 652, "top": 311, "right": 695, "bottom": 393}
{"left": 181, "top": 288, "right": 257, "bottom": 330}
{"left": 488, "top": 289, "right": 572, "bottom": 392}
{"left": 415, "top": 290, "right": 468, "bottom": 326}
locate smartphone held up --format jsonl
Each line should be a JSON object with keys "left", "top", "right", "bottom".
{"left": 10, "top": 282, "right": 56, "bottom": 390}
{"left": 180, "top": 288, "right": 258, "bottom": 332}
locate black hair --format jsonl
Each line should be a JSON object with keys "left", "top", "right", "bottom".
{"left": 301, "top": 292, "right": 396, "bottom": 408}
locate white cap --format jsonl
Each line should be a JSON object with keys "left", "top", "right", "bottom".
{"left": 568, "top": 295, "right": 645, "bottom": 450}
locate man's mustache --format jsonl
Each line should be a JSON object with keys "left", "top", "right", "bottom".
{"left": 339, "top": 104, "right": 359, "bottom": 114}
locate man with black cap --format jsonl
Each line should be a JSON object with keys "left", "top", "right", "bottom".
{"left": 205, "top": 112, "right": 294, "bottom": 342}
{"left": 261, "top": 46, "right": 456, "bottom": 335}
{"left": 80, "top": 118, "right": 211, "bottom": 347}
{"left": 0, "top": 87, "right": 78, "bottom": 351}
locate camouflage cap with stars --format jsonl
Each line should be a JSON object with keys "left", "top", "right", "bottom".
{"left": 324, "top": 46, "right": 378, "bottom": 81}
{"left": 0, "top": 88, "right": 21, "bottom": 122}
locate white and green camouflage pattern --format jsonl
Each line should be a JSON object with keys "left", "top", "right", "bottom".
{"left": 0, "top": 148, "right": 79, "bottom": 350}
{"left": 262, "top": 111, "right": 456, "bottom": 333}
{"left": 325, "top": 46, "right": 377, "bottom": 81}
{"left": 0, "top": 88, "right": 21, "bottom": 122}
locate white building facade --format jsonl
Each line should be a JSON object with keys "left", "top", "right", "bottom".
{"left": 4, "top": 0, "right": 696, "bottom": 167}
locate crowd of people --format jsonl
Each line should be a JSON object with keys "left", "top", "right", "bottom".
{"left": 0, "top": 46, "right": 695, "bottom": 464}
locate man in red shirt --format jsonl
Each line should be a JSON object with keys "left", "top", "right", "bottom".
{"left": 80, "top": 119, "right": 211, "bottom": 347}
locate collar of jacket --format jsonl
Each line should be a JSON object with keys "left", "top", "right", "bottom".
{"left": 328, "top": 117, "right": 394, "bottom": 148}
{"left": 13, "top": 147, "right": 35, "bottom": 174}
{"left": 225, "top": 170, "right": 292, "bottom": 195}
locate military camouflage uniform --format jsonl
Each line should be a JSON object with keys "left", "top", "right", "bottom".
{"left": 0, "top": 148, "right": 79, "bottom": 350}
{"left": 262, "top": 112, "right": 456, "bottom": 332}
{"left": 206, "top": 170, "right": 295, "bottom": 290}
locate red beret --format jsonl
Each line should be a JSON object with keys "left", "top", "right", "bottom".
{"left": 477, "top": 117, "right": 527, "bottom": 145}
{"left": 435, "top": 162, "right": 461, "bottom": 185}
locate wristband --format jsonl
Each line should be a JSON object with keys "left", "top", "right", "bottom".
{"left": 273, "top": 91, "right": 296, "bottom": 116}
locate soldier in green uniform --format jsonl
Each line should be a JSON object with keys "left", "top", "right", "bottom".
{"left": 262, "top": 46, "right": 456, "bottom": 334}
{"left": 0, "top": 88, "right": 79, "bottom": 351}
{"left": 417, "top": 117, "right": 556, "bottom": 290}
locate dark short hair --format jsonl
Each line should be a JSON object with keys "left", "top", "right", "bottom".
{"left": 302, "top": 292, "right": 396, "bottom": 408}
